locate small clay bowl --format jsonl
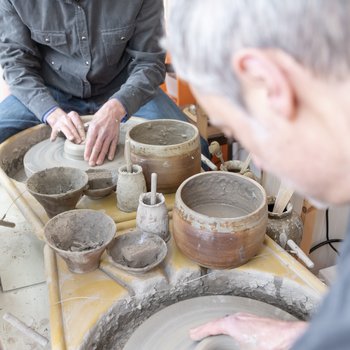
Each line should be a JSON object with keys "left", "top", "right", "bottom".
{"left": 26, "top": 167, "right": 88, "bottom": 218}
{"left": 84, "top": 169, "right": 116, "bottom": 199}
{"left": 44, "top": 209, "right": 116, "bottom": 273}
{"left": 107, "top": 230, "right": 167, "bottom": 274}
{"left": 173, "top": 171, "right": 267, "bottom": 269}
{"left": 127, "top": 119, "right": 201, "bottom": 193}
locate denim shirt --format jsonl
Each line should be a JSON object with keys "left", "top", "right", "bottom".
{"left": 0, "top": 0, "right": 166, "bottom": 120}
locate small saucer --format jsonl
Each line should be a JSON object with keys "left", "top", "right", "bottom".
{"left": 107, "top": 230, "right": 167, "bottom": 274}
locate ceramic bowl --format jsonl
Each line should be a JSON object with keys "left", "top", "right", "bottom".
{"left": 44, "top": 209, "right": 116, "bottom": 273}
{"left": 26, "top": 166, "right": 88, "bottom": 218}
{"left": 173, "top": 171, "right": 267, "bottom": 269}
{"left": 107, "top": 230, "right": 167, "bottom": 274}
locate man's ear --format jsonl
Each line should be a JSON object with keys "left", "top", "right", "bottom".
{"left": 232, "top": 49, "right": 295, "bottom": 119}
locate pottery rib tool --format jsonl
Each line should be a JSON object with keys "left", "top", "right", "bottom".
{"left": 240, "top": 153, "right": 252, "bottom": 174}
{"left": 273, "top": 183, "right": 294, "bottom": 215}
{"left": 150, "top": 173, "right": 158, "bottom": 205}
{"left": 124, "top": 139, "right": 132, "bottom": 173}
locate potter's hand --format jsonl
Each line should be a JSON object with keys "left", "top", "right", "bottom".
{"left": 47, "top": 108, "right": 85, "bottom": 144}
{"left": 84, "top": 99, "right": 126, "bottom": 166}
{"left": 190, "top": 313, "right": 308, "bottom": 350}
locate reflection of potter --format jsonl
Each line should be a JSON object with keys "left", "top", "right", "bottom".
{"left": 116, "top": 164, "right": 146, "bottom": 212}
{"left": 136, "top": 192, "right": 170, "bottom": 241}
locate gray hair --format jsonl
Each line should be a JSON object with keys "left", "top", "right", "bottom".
{"left": 165, "top": 0, "right": 350, "bottom": 102}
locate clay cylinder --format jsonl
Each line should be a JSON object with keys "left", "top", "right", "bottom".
{"left": 136, "top": 192, "right": 170, "bottom": 241}
{"left": 127, "top": 120, "right": 201, "bottom": 194}
{"left": 173, "top": 172, "right": 267, "bottom": 269}
{"left": 267, "top": 196, "right": 303, "bottom": 249}
{"left": 117, "top": 164, "right": 146, "bottom": 212}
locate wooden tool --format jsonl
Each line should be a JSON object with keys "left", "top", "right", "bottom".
{"left": 124, "top": 139, "right": 132, "bottom": 173}
{"left": 150, "top": 173, "right": 158, "bottom": 205}
{"left": 0, "top": 219, "right": 15, "bottom": 228}
{"left": 3, "top": 312, "right": 49, "bottom": 348}
{"left": 273, "top": 183, "right": 294, "bottom": 215}
{"left": 240, "top": 153, "right": 252, "bottom": 174}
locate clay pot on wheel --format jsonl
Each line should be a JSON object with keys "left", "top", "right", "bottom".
{"left": 127, "top": 120, "right": 201, "bottom": 193}
{"left": 26, "top": 167, "right": 88, "bottom": 218}
{"left": 266, "top": 196, "right": 303, "bottom": 249}
{"left": 173, "top": 172, "right": 267, "bottom": 269}
{"left": 44, "top": 209, "right": 116, "bottom": 273}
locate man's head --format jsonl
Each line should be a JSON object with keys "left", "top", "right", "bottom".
{"left": 166, "top": 0, "right": 350, "bottom": 205}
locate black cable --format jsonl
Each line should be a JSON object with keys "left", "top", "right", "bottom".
{"left": 309, "top": 239, "right": 343, "bottom": 254}
{"left": 326, "top": 208, "right": 339, "bottom": 254}
{"left": 309, "top": 209, "right": 343, "bottom": 255}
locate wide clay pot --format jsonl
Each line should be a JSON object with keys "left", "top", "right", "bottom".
{"left": 26, "top": 166, "right": 88, "bottom": 218}
{"left": 173, "top": 172, "right": 267, "bottom": 269}
{"left": 266, "top": 196, "right": 303, "bottom": 249}
{"left": 127, "top": 120, "right": 201, "bottom": 194}
{"left": 44, "top": 209, "right": 116, "bottom": 273}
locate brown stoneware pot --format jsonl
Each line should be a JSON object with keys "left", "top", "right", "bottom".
{"left": 173, "top": 172, "right": 267, "bottom": 269}
{"left": 127, "top": 120, "right": 201, "bottom": 193}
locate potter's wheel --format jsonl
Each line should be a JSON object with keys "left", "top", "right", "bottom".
{"left": 23, "top": 120, "right": 142, "bottom": 178}
{"left": 124, "top": 295, "right": 296, "bottom": 350}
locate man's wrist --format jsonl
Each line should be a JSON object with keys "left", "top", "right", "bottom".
{"left": 108, "top": 98, "right": 128, "bottom": 122}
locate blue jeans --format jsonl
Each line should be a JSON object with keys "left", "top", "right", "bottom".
{"left": 0, "top": 87, "right": 209, "bottom": 157}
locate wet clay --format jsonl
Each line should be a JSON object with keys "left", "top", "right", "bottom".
{"left": 121, "top": 239, "right": 159, "bottom": 268}
{"left": 22, "top": 120, "right": 143, "bottom": 178}
{"left": 107, "top": 231, "right": 167, "bottom": 274}
{"left": 128, "top": 121, "right": 195, "bottom": 146}
{"left": 44, "top": 209, "right": 116, "bottom": 273}
{"left": 124, "top": 295, "right": 295, "bottom": 350}
{"left": 59, "top": 240, "right": 104, "bottom": 252}
{"left": 192, "top": 203, "right": 249, "bottom": 218}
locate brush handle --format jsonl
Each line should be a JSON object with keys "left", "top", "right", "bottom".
{"left": 240, "top": 153, "right": 252, "bottom": 174}
{"left": 124, "top": 139, "right": 132, "bottom": 173}
{"left": 273, "top": 183, "right": 294, "bottom": 215}
{"left": 151, "top": 173, "right": 157, "bottom": 205}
